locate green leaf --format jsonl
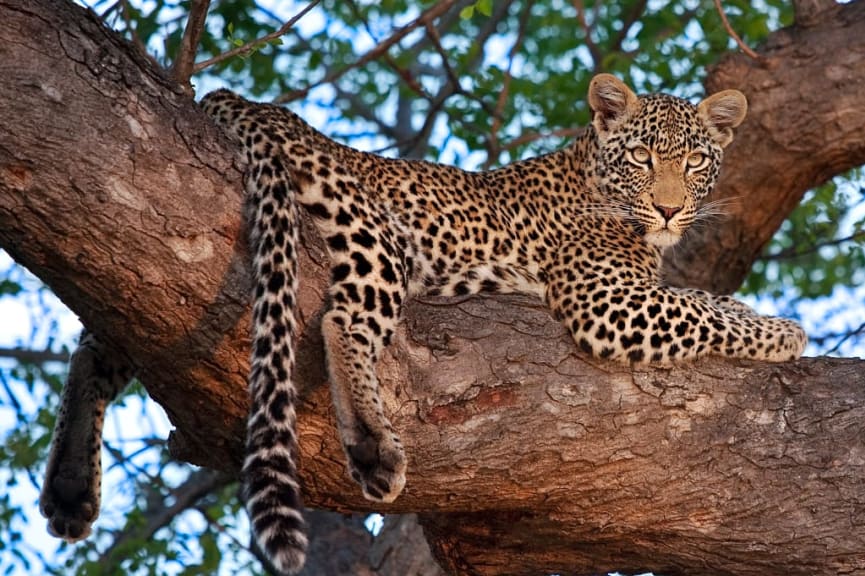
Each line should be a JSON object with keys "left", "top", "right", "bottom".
{"left": 0, "top": 279, "right": 21, "bottom": 296}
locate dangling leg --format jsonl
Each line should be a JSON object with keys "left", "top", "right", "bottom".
{"left": 320, "top": 221, "right": 410, "bottom": 503}
{"left": 40, "top": 329, "right": 133, "bottom": 541}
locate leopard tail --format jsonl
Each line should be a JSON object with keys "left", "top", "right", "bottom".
{"left": 202, "top": 90, "right": 308, "bottom": 574}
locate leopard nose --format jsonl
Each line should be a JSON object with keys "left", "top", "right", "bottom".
{"left": 653, "top": 203, "right": 682, "bottom": 221}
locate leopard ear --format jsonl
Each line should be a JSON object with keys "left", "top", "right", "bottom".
{"left": 588, "top": 74, "right": 639, "bottom": 136}
{"left": 697, "top": 89, "right": 748, "bottom": 148}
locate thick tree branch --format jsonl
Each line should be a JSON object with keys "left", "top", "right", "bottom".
{"left": 1, "top": 1, "right": 865, "bottom": 575}
{"left": 793, "top": 0, "right": 839, "bottom": 27}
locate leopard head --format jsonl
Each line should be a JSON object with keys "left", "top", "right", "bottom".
{"left": 587, "top": 73, "right": 747, "bottom": 248}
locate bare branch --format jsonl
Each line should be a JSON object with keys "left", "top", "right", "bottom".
{"left": 498, "top": 126, "right": 586, "bottom": 152}
{"left": 393, "top": 0, "right": 515, "bottom": 157}
{"left": 119, "top": 0, "right": 148, "bottom": 57}
{"left": 713, "top": 0, "right": 761, "bottom": 61}
{"left": 99, "top": 468, "right": 231, "bottom": 567}
{"left": 815, "top": 321, "right": 865, "bottom": 354}
{"left": 192, "top": 0, "right": 322, "bottom": 75}
{"left": 99, "top": 1, "right": 121, "bottom": 20}
{"left": 170, "top": 0, "right": 211, "bottom": 91}
{"left": 610, "top": 0, "right": 649, "bottom": 53}
{"left": 759, "top": 230, "right": 865, "bottom": 262}
{"left": 0, "top": 346, "right": 70, "bottom": 364}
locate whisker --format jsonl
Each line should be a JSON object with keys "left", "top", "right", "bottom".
{"left": 696, "top": 196, "right": 739, "bottom": 221}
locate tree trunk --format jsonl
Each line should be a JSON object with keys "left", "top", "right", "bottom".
{"left": 1, "top": 1, "right": 864, "bottom": 575}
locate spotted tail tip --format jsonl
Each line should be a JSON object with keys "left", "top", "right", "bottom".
{"left": 244, "top": 452, "right": 308, "bottom": 574}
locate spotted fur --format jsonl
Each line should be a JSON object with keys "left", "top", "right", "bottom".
{"left": 200, "top": 74, "right": 806, "bottom": 573}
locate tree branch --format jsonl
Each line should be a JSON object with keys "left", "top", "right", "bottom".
{"left": 170, "top": 0, "right": 210, "bottom": 90}
{"left": 609, "top": 0, "right": 649, "bottom": 54}
{"left": 758, "top": 230, "right": 865, "bottom": 262}
{"left": 713, "top": 0, "right": 761, "bottom": 61}
{"left": 571, "top": 0, "right": 603, "bottom": 70}
{"left": 0, "top": 346, "right": 70, "bottom": 364}
{"left": 99, "top": 468, "right": 230, "bottom": 567}
{"left": 484, "top": 0, "right": 533, "bottom": 168}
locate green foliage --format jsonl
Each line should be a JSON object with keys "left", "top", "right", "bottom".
{"left": 460, "top": 0, "right": 493, "bottom": 20}
{"left": 743, "top": 169, "right": 865, "bottom": 301}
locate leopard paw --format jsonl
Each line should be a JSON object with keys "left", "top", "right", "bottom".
{"left": 40, "top": 471, "right": 99, "bottom": 542}
{"left": 344, "top": 434, "right": 407, "bottom": 503}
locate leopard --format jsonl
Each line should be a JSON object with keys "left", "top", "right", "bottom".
{"left": 196, "top": 73, "right": 806, "bottom": 573}
{"left": 40, "top": 74, "right": 806, "bottom": 574}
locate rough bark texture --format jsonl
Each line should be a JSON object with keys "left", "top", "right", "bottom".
{"left": 1, "top": 1, "right": 864, "bottom": 575}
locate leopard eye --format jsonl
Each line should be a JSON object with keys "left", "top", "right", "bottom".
{"left": 628, "top": 146, "right": 652, "bottom": 167}
{"left": 686, "top": 152, "right": 708, "bottom": 170}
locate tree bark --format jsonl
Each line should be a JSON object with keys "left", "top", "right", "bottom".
{"left": 1, "top": 1, "right": 864, "bottom": 575}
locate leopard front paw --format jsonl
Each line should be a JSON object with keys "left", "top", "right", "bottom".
{"left": 762, "top": 318, "right": 807, "bottom": 361}
{"left": 784, "top": 320, "right": 808, "bottom": 359}
{"left": 344, "top": 435, "right": 407, "bottom": 503}
{"left": 39, "top": 472, "right": 99, "bottom": 542}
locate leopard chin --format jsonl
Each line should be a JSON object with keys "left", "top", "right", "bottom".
{"left": 645, "top": 229, "right": 682, "bottom": 248}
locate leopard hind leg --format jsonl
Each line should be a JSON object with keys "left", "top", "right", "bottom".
{"left": 320, "top": 215, "right": 410, "bottom": 503}
{"left": 39, "top": 329, "right": 132, "bottom": 542}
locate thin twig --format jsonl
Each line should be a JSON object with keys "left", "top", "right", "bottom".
{"left": 713, "top": 0, "right": 761, "bottom": 60}
{"left": 274, "top": 0, "right": 460, "bottom": 103}
{"left": 171, "top": 0, "right": 211, "bottom": 90}
{"left": 424, "top": 21, "right": 462, "bottom": 96}
{"left": 99, "top": 1, "right": 121, "bottom": 19}
{"left": 807, "top": 321, "right": 865, "bottom": 354}
{"left": 759, "top": 230, "right": 865, "bottom": 261}
{"left": 98, "top": 468, "right": 230, "bottom": 568}
{"left": 0, "top": 346, "right": 70, "bottom": 364}
{"left": 192, "top": 0, "right": 322, "bottom": 74}
{"left": 119, "top": 0, "right": 149, "bottom": 57}
{"left": 346, "top": 0, "right": 428, "bottom": 97}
